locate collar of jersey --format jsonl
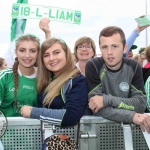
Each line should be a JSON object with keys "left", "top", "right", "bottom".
{"left": 18, "top": 67, "right": 37, "bottom": 78}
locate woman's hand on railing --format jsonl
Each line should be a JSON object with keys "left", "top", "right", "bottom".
{"left": 20, "top": 106, "right": 33, "bottom": 118}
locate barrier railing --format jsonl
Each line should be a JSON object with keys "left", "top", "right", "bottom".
{"left": 1, "top": 116, "right": 149, "bottom": 150}
{"left": 79, "top": 116, "right": 149, "bottom": 150}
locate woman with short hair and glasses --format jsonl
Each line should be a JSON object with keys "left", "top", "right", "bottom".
{"left": 39, "top": 18, "right": 96, "bottom": 76}
{"left": 74, "top": 36, "right": 96, "bottom": 75}
{"left": 0, "top": 34, "right": 40, "bottom": 117}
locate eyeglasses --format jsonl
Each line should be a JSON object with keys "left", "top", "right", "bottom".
{"left": 77, "top": 45, "right": 92, "bottom": 50}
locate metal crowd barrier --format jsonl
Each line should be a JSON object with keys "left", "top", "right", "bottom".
{"left": 1, "top": 116, "right": 149, "bottom": 150}
{"left": 79, "top": 116, "right": 149, "bottom": 150}
{"left": 1, "top": 117, "right": 41, "bottom": 150}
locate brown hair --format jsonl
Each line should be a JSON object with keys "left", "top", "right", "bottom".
{"left": 37, "top": 38, "right": 80, "bottom": 107}
{"left": 145, "top": 46, "right": 150, "bottom": 61}
{"left": 133, "top": 54, "right": 140, "bottom": 62}
{"left": 13, "top": 34, "right": 40, "bottom": 108}
{"left": 74, "top": 36, "right": 96, "bottom": 61}
{"left": 99, "top": 26, "right": 126, "bottom": 48}
{"left": 0, "top": 57, "right": 5, "bottom": 67}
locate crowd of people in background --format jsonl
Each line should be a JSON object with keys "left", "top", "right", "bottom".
{"left": 1, "top": 16, "right": 150, "bottom": 149}
{"left": 0, "top": 57, "right": 8, "bottom": 70}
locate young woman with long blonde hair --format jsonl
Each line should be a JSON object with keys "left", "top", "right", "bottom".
{"left": 21, "top": 38, "right": 88, "bottom": 127}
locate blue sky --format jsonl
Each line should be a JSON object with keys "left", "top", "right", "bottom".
{"left": 0, "top": 0, "right": 150, "bottom": 58}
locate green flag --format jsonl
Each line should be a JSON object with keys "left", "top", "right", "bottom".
{"left": 11, "top": 0, "right": 28, "bottom": 41}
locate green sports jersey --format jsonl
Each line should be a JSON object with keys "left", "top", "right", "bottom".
{"left": 144, "top": 76, "right": 150, "bottom": 112}
{"left": 0, "top": 68, "right": 38, "bottom": 117}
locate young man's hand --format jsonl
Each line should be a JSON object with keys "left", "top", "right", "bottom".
{"left": 133, "top": 113, "right": 150, "bottom": 133}
{"left": 88, "top": 95, "right": 104, "bottom": 113}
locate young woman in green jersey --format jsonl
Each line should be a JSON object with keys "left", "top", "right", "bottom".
{"left": 0, "top": 34, "right": 40, "bottom": 117}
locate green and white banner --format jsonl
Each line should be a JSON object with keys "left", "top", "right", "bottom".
{"left": 135, "top": 16, "right": 150, "bottom": 27}
{"left": 11, "top": 3, "right": 82, "bottom": 24}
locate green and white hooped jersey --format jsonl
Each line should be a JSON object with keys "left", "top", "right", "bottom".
{"left": 0, "top": 68, "right": 38, "bottom": 117}
{"left": 144, "top": 76, "right": 150, "bottom": 112}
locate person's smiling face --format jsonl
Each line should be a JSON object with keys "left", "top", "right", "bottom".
{"left": 43, "top": 43, "right": 66, "bottom": 76}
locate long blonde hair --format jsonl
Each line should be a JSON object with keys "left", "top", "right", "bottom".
{"left": 37, "top": 38, "right": 80, "bottom": 107}
{"left": 13, "top": 34, "right": 40, "bottom": 108}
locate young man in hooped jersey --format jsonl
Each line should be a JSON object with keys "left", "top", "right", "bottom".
{"left": 85, "top": 26, "right": 150, "bottom": 133}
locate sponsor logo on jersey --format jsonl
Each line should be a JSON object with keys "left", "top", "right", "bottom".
{"left": 119, "top": 82, "right": 129, "bottom": 92}
{"left": 118, "top": 102, "right": 134, "bottom": 110}
{"left": 9, "top": 85, "right": 34, "bottom": 91}
{"left": 23, "top": 85, "right": 34, "bottom": 90}
{"left": 9, "top": 87, "right": 15, "bottom": 91}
